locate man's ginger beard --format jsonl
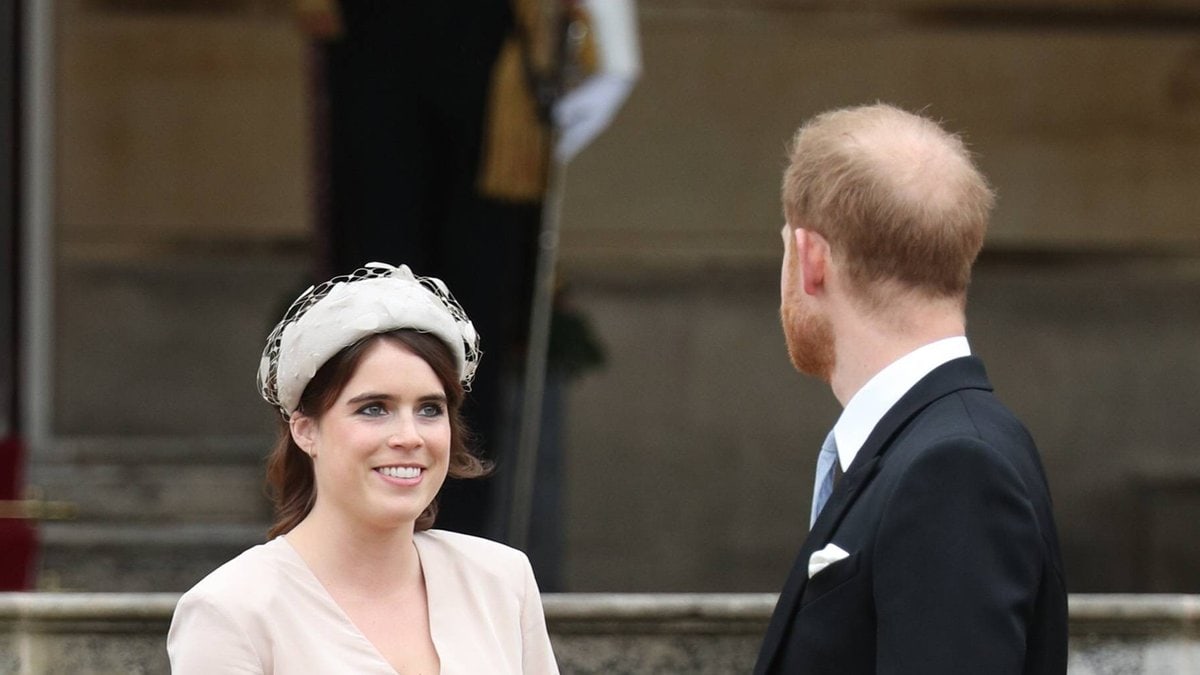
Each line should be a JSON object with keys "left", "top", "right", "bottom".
{"left": 781, "top": 298, "right": 835, "bottom": 382}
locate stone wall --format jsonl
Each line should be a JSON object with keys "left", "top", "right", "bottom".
{"left": 23, "top": 0, "right": 1200, "bottom": 595}
{"left": 560, "top": 255, "right": 1200, "bottom": 593}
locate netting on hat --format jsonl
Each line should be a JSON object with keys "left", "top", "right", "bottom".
{"left": 257, "top": 262, "right": 481, "bottom": 418}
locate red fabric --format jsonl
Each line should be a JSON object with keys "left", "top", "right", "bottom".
{"left": 0, "top": 435, "right": 19, "bottom": 497}
{"left": 0, "top": 519, "right": 36, "bottom": 590}
{"left": 0, "top": 436, "right": 38, "bottom": 590}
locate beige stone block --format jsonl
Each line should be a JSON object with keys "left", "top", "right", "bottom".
{"left": 562, "top": 8, "right": 1200, "bottom": 265}
{"left": 563, "top": 272, "right": 838, "bottom": 592}
{"left": 563, "top": 257, "right": 1200, "bottom": 592}
{"left": 56, "top": 3, "right": 310, "bottom": 244}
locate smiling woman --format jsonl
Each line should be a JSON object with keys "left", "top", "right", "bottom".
{"left": 167, "top": 263, "right": 560, "bottom": 675}
{"left": 286, "top": 334, "right": 462, "bottom": 531}
{"left": 268, "top": 329, "right": 486, "bottom": 538}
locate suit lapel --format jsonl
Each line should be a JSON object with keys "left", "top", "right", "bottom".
{"left": 755, "top": 357, "right": 992, "bottom": 674}
{"left": 807, "top": 357, "right": 992, "bottom": 548}
{"left": 803, "top": 456, "right": 879, "bottom": 552}
{"left": 754, "top": 454, "right": 881, "bottom": 674}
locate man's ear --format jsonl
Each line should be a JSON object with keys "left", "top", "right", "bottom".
{"left": 798, "top": 228, "right": 828, "bottom": 296}
{"left": 290, "top": 412, "right": 318, "bottom": 457}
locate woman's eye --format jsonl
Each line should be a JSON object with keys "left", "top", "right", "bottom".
{"left": 418, "top": 402, "right": 445, "bottom": 418}
{"left": 358, "top": 403, "right": 388, "bottom": 417}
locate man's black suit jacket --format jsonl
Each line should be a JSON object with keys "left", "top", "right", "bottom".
{"left": 755, "top": 357, "right": 1068, "bottom": 674}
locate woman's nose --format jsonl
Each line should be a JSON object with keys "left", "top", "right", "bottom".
{"left": 387, "top": 414, "right": 423, "bottom": 449}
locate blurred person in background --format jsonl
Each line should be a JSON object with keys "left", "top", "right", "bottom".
{"left": 294, "top": 0, "right": 639, "bottom": 548}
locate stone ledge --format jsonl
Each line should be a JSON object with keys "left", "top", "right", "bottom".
{"left": 1070, "top": 594, "right": 1200, "bottom": 637}
{"left": 0, "top": 593, "right": 177, "bottom": 621}
{"left": 2, "top": 592, "right": 1198, "bottom": 628}
{"left": 545, "top": 593, "right": 776, "bottom": 635}
{"left": 2, "top": 593, "right": 1198, "bottom": 674}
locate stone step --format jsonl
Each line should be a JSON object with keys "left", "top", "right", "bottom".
{"left": 36, "top": 522, "right": 268, "bottom": 592}
{"left": 25, "top": 437, "right": 275, "bottom": 591}
{"left": 28, "top": 460, "right": 271, "bottom": 523}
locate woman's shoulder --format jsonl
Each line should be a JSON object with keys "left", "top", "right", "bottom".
{"left": 177, "top": 537, "right": 294, "bottom": 610}
{"left": 415, "top": 530, "right": 539, "bottom": 608}
{"left": 417, "top": 529, "right": 530, "bottom": 561}
{"left": 416, "top": 529, "right": 531, "bottom": 573}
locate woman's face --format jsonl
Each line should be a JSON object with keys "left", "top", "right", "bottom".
{"left": 291, "top": 338, "right": 452, "bottom": 532}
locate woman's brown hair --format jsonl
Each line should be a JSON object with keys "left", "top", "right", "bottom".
{"left": 265, "top": 330, "right": 490, "bottom": 538}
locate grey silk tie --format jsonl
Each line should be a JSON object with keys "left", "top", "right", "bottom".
{"left": 810, "top": 430, "right": 839, "bottom": 528}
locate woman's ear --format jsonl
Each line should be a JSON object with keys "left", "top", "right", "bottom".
{"left": 290, "top": 412, "right": 318, "bottom": 458}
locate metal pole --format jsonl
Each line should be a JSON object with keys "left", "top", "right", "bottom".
{"left": 0, "top": 4, "right": 16, "bottom": 438}
{"left": 507, "top": 158, "right": 566, "bottom": 552}
{"left": 20, "top": 0, "right": 56, "bottom": 453}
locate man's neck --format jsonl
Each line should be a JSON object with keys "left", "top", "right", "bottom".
{"left": 829, "top": 303, "right": 966, "bottom": 407}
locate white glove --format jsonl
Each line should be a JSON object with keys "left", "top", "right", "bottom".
{"left": 554, "top": 74, "right": 635, "bottom": 163}
{"left": 552, "top": 0, "right": 641, "bottom": 164}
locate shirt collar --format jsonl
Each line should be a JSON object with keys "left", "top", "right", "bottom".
{"left": 832, "top": 336, "right": 971, "bottom": 470}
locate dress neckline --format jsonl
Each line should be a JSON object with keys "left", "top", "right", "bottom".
{"left": 273, "top": 533, "right": 442, "bottom": 675}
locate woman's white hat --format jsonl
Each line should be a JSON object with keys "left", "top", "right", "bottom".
{"left": 257, "top": 262, "right": 480, "bottom": 417}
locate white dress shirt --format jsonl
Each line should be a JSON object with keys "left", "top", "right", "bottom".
{"left": 831, "top": 336, "right": 972, "bottom": 472}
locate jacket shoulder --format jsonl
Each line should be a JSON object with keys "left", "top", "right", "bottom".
{"left": 418, "top": 530, "right": 533, "bottom": 578}
{"left": 180, "top": 539, "right": 289, "bottom": 605}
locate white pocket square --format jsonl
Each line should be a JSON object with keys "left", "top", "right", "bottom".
{"left": 808, "top": 543, "right": 850, "bottom": 579}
